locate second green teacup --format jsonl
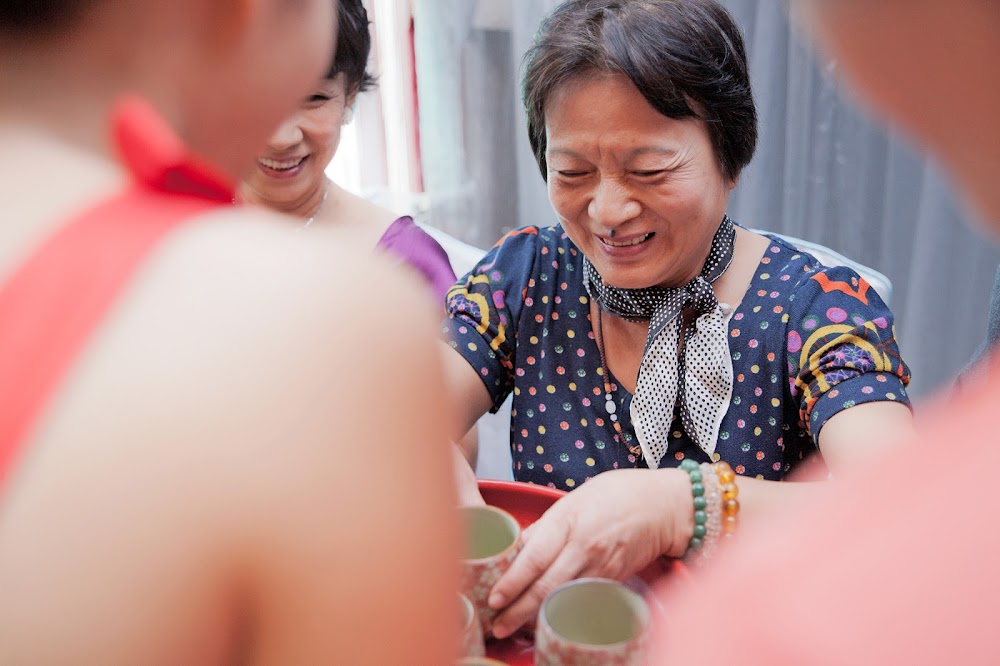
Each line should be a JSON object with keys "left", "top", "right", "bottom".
{"left": 459, "top": 592, "right": 485, "bottom": 657}
{"left": 459, "top": 505, "right": 522, "bottom": 634}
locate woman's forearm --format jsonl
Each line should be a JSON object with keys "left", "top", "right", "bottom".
{"left": 657, "top": 465, "right": 825, "bottom": 559}
{"left": 730, "top": 475, "right": 830, "bottom": 533}
{"left": 453, "top": 442, "right": 485, "bottom": 506}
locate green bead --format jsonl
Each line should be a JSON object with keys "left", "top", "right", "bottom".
{"left": 692, "top": 524, "right": 707, "bottom": 538}
{"left": 679, "top": 459, "right": 699, "bottom": 472}
{"left": 694, "top": 510, "right": 708, "bottom": 525}
{"left": 690, "top": 482, "right": 705, "bottom": 497}
{"left": 688, "top": 471, "right": 703, "bottom": 483}
{"left": 693, "top": 496, "right": 708, "bottom": 510}
{"left": 688, "top": 537, "right": 704, "bottom": 551}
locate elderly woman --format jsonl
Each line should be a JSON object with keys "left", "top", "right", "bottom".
{"left": 238, "top": 0, "right": 456, "bottom": 299}
{"left": 442, "top": 0, "right": 914, "bottom": 638}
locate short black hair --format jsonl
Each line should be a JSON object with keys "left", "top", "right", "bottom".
{"left": 0, "top": 0, "right": 92, "bottom": 35}
{"left": 522, "top": 0, "right": 757, "bottom": 182}
{"left": 328, "top": 0, "right": 376, "bottom": 95}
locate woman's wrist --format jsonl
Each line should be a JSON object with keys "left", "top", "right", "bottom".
{"left": 678, "top": 459, "right": 741, "bottom": 566}
{"left": 657, "top": 468, "right": 696, "bottom": 558}
{"left": 696, "top": 462, "right": 723, "bottom": 560}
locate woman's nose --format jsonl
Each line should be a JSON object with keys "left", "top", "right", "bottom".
{"left": 266, "top": 114, "right": 305, "bottom": 152}
{"left": 587, "top": 178, "right": 642, "bottom": 228}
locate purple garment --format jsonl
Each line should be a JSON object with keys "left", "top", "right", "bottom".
{"left": 375, "top": 216, "right": 457, "bottom": 301}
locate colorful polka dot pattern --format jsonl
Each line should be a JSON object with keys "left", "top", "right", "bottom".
{"left": 442, "top": 225, "right": 911, "bottom": 491}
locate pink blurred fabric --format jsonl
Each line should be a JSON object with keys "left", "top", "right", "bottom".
{"left": 653, "top": 354, "right": 1000, "bottom": 665}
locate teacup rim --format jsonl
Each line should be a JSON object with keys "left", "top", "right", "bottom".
{"left": 460, "top": 504, "right": 522, "bottom": 563}
{"left": 538, "top": 576, "right": 650, "bottom": 649}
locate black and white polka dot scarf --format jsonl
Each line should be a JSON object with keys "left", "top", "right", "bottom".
{"left": 583, "top": 216, "right": 737, "bottom": 468}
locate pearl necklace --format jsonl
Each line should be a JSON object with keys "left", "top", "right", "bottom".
{"left": 595, "top": 306, "right": 643, "bottom": 459}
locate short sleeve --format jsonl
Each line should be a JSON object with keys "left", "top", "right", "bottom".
{"left": 441, "top": 227, "right": 541, "bottom": 412}
{"left": 374, "top": 217, "right": 457, "bottom": 302}
{"left": 786, "top": 265, "right": 911, "bottom": 442}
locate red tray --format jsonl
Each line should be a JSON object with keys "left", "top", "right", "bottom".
{"left": 477, "top": 479, "right": 688, "bottom": 665}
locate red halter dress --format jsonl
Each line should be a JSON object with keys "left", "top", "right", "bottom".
{"left": 0, "top": 97, "right": 235, "bottom": 488}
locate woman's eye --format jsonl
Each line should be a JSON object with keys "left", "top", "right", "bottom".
{"left": 556, "top": 170, "right": 588, "bottom": 178}
{"left": 633, "top": 170, "right": 666, "bottom": 177}
{"left": 306, "top": 94, "right": 331, "bottom": 104}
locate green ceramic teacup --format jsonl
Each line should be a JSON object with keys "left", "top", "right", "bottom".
{"left": 535, "top": 577, "right": 650, "bottom": 666}
{"left": 458, "top": 592, "right": 485, "bottom": 658}
{"left": 459, "top": 505, "right": 522, "bottom": 633}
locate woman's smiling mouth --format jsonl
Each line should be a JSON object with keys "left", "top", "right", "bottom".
{"left": 258, "top": 156, "right": 306, "bottom": 171}
{"left": 256, "top": 155, "right": 309, "bottom": 179}
{"left": 601, "top": 232, "right": 654, "bottom": 248}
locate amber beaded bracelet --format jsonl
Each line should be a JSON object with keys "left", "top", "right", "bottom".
{"left": 712, "top": 461, "right": 741, "bottom": 538}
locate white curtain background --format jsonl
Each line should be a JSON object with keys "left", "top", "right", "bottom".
{"left": 328, "top": 0, "right": 423, "bottom": 209}
{"left": 411, "top": 0, "right": 1000, "bottom": 398}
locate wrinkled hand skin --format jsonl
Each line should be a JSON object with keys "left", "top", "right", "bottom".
{"left": 486, "top": 468, "right": 693, "bottom": 639}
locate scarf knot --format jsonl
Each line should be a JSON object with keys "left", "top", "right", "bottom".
{"left": 584, "top": 216, "right": 737, "bottom": 467}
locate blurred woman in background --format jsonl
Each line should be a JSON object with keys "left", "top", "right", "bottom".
{"left": 0, "top": 0, "right": 457, "bottom": 662}
{"left": 239, "top": 0, "right": 456, "bottom": 299}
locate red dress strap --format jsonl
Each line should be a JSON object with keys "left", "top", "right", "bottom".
{"left": 0, "top": 95, "right": 235, "bottom": 488}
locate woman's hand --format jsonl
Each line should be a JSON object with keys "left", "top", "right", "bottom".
{"left": 486, "top": 468, "right": 694, "bottom": 638}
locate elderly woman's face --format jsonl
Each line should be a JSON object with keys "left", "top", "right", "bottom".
{"left": 545, "top": 72, "right": 736, "bottom": 290}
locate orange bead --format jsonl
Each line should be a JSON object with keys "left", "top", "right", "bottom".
{"left": 723, "top": 499, "right": 740, "bottom": 516}
{"left": 723, "top": 515, "right": 739, "bottom": 534}
{"left": 722, "top": 485, "right": 739, "bottom": 502}
{"left": 714, "top": 463, "right": 735, "bottom": 484}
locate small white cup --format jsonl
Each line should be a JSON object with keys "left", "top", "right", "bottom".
{"left": 460, "top": 505, "right": 522, "bottom": 633}
{"left": 458, "top": 592, "right": 485, "bottom": 657}
{"left": 535, "top": 578, "right": 650, "bottom": 666}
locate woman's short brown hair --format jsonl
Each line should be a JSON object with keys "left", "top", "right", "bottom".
{"left": 522, "top": 0, "right": 757, "bottom": 182}
{"left": 328, "top": 0, "right": 377, "bottom": 95}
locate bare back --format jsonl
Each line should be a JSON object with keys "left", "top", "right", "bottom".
{"left": 0, "top": 136, "right": 459, "bottom": 664}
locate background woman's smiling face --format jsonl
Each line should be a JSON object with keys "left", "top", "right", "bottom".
{"left": 240, "top": 73, "right": 352, "bottom": 213}
{"left": 545, "top": 72, "right": 736, "bottom": 289}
